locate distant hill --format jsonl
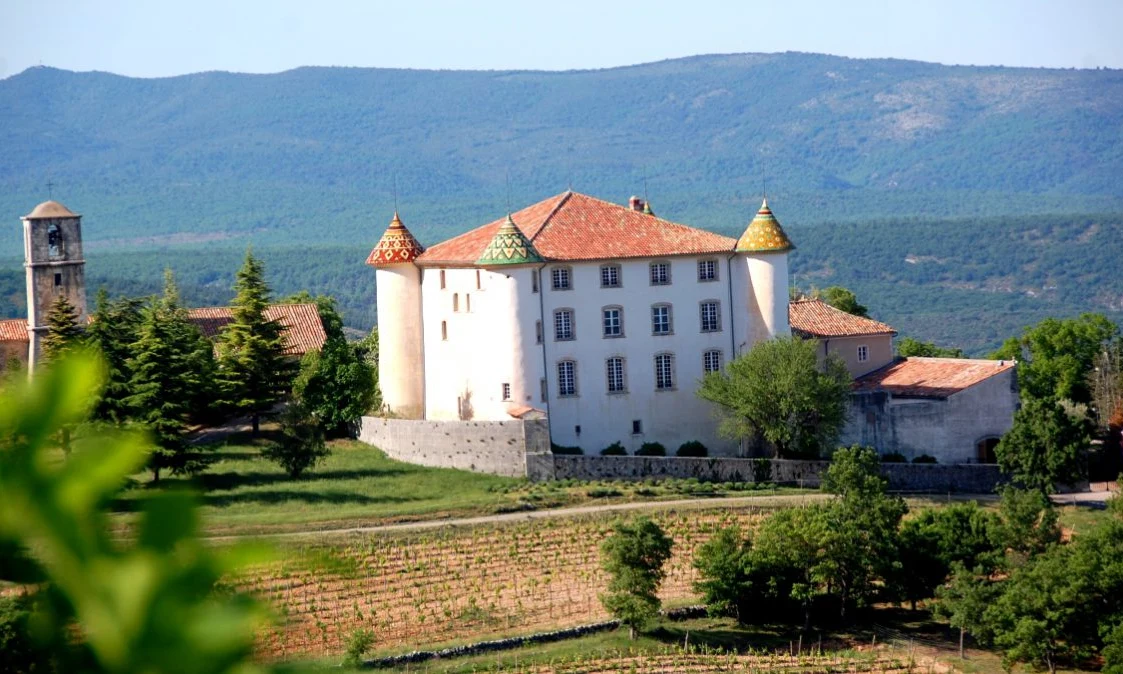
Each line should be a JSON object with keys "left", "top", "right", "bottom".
{"left": 1, "top": 52, "right": 1121, "bottom": 351}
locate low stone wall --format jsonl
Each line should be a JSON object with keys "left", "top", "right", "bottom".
{"left": 527, "top": 454, "right": 1006, "bottom": 493}
{"left": 357, "top": 417, "right": 550, "bottom": 478}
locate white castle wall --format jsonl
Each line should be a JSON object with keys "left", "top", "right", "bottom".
{"left": 376, "top": 264, "right": 425, "bottom": 417}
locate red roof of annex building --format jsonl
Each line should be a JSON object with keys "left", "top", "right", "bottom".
{"left": 853, "top": 357, "right": 1017, "bottom": 399}
{"left": 186, "top": 303, "right": 326, "bottom": 357}
{"left": 417, "top": 191, "right": 738, "bottom": 265}
{"left": 0, "top": 318, "right": 28, "bottom": 342}
{"left": 789, "top": 299, "right": 897, "bottom": 338}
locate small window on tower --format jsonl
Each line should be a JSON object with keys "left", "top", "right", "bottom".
{"left": 465, "top": 294, "right": 471, "bottom": 312}
{"left": 452, "top": 293, "right": 459, "bottom": 312}
{"left": 476, "top": 270, "right": 482, "bottom": 289}
{"left": 440, "top": 270, "right": 446, "bottom": 289}
{"left": 441, "top": 321, "right": 448, "bottom": 341}
{"left": 532, "top": 270, "right": 539, "bottom": 293}
{"left": 47, "top": 224, "right": 62, "bottom": 258}
{"left": 54, "top": 273, "right": 62, "bottom": 287}
{"left": 501, "top": 383, "right": 511, "bottom": 401}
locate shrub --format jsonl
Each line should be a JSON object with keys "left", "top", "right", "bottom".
{"left": 676, "top": 440, "right": 709, "bottom": 457}
{"left": 600, "top": 441, "right": 627, "bottom": 456}
{"left": 635, "top": 442, "right": 666, "bottom": 457}
{"left": 880, "top": 451, "right": 908, "bottom": 463}
{"left": 342, "top": 628, "right": 375, "bottom": 667}
{"left": 586, "top": 487, "right": 623, "bottom": 498}
{"left": 261, "top": 403, "right": 330, "bottom": 478}
{"left": 751, "top": 457, "right": 773, "bottom": 483}
{"left": 913, "top": 454, "right": 938, "bottom": 464}
{"left": 551, "top": 443, "right": 584, "bottom": 455}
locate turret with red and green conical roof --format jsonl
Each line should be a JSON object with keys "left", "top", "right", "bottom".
{"left": 367, "top": 212, "right": 424, "bottom": 266}
{"left": 475, "top": 214, "right": 543, "bottom": 266}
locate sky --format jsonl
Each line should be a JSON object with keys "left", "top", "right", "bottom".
{"left": 2, "top": 0, "right": 1122, "bottom": 79}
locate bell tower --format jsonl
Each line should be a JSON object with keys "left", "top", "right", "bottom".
{"left": 22, "top": 200, "right": 87, "bottom": 370}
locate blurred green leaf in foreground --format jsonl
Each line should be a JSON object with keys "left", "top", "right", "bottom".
{"left": 0, "top": 351, "right": 272, "bottom": 674}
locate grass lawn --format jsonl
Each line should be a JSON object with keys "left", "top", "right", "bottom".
{"left": 111, "top": 432, "right": 812, "bottom": 536}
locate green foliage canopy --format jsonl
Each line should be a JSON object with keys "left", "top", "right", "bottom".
{"left": 995, "top": 397, "right": 1091, "bottom": 493}
{"left": 991, "top": 314, "right": 1118, "bottom": 404}
{"left": 599, "top": 516, "right": 674, "bottom": 639}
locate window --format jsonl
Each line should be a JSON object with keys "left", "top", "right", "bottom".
{"left": 540, "top": 377, "right": 547, "bottom": 402}
{"left": 535, "top": 320, "right": 543, "bottom": 344}
{"left": 703, "top": 349, "right": 723, "bottom": 373}
{"left": 465, "top": 294, "right": 471, "bottom": 312}
{"left": 501, "top": 383, "right": 511, "bottom": 401}
{"left": 600, "top": 264, "right": 621, "bottom": 288}
{"left": 441, "top": 321, "right": 448, "bottom": 341}
{"left": 476, "top": 270, "right": 482, "bottom": 289}
{"left": 700, "top": 300, "right": 721, "bottom": 332}
{"left": 698, "top": 259, "right": 717, "bottom": 282}
{"left": 532, "top": 270, "right": 539, "bottom": 293}
{"left": 602, "top": 306, "right": 623, "bottom": 338}
{"left": 606, "top": 357, "right": 626, "bottom": 393}
{"left": 452, "top": 293, "right": 459, "bottom": 312}
{"left": 651, "top": 304, "right": 672, "bottom": 336}
{"left": 649, "top": 261, "right": 671, "bottom": 286}
{"left": 554, "top": 309, "right": 575, "bottom": 341}
{"left": 632, "top": 419, "right": 643, "bottom": 435}
{"left": 53, "top": 273, "right": 62, "bottom": 287}
{"left": 47, "top": 224, "right": 61, "bottom": 258}
{"left": 557, "top": 360, "right": 577, "bottom": 397}
{"left": 440, "top": 270, "right": 446, "bottom": 289}
{"left": 551, "top": 267, "right": 572, "bottom": 291}
{"left": 654, "top": 353, "right": 676, "bottom": 391}
{"left": 858, "top": 345, "right": 869, "bottom": 362}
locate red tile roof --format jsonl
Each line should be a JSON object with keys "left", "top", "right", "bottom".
{"left": 417, "top": 191, "right": 738, "bottom": 265}
{"left": 367, "top": 213, "right": 425, "bottom": 266}
{"left": 187, "top": 303, "right": 327, "bottom": 357}
{"left": 789, "top": 299, "right": 896, "bottom": 338}
{"left": 0, "top": 318, "right": 28, "bottom": 342}
{"left": 853, "top": 357, "right": 1017, "bottom": 399}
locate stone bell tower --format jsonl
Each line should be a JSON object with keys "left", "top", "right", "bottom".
{"left": 22, "top": 200, "right": 87, "bottom": 370}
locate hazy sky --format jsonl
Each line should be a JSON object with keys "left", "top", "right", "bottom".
{"left": 2, "top": 0, "right": 1121, "bottom": 79}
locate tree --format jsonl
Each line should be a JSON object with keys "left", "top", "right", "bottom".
{"left": 85, "top": 289, "right": 144, "bottom": 423}
{"left": 996, "top": 397, "right": 1091, "bottom": 493}
{"left": 287, "top": 294, "right": 377, "bottom": 436}
{"left": 818, "top": 286, "right": 869, "bottom": 317}
{"left": 934, "top": 565, "right": 1001, "bottom": 657}
{"left": 992, "top": 314, "right": 1118, "bottom": 405}
{"left": 996, "top": 486, "right": 1061, "bottom": 557}
{"left": 896, "top": 336, "right": 965, "bottom": 358}
{"left": 822, "top": 445, "right": 886, "bottom": 500}
{"left": 599, "top": 516, "right": 674, "bottom": 639}
{"left": 41, "top": 294, "right": 84, "bottom": 363}
{"left": 126, "top": 272, "right": 215, "bottom": 482}
{"left": 698, "top": 336, "right": 851, "bottom": 458}
{"left": 896, "top": 503, "right": 1002, "bottom": 609}
{"left": 692, "top": 526, "right": 752, "bottom": 622}
{"left": 261, "top": 403, "right": 329, "bottom": 478}
{"left": 216, "top": 250, "right": 294, "bottom": 435}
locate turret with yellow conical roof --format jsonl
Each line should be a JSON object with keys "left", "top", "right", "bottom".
{"left": 733, "top": 198, "right": 794, "bottom": 349}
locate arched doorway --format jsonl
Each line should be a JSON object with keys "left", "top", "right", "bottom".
{"left": 976, "top": 437, "right": 1000, "bottom": 463}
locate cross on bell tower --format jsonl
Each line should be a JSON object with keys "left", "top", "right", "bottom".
{"left": 22, "top": 198, "right": 87, "bottom": 370}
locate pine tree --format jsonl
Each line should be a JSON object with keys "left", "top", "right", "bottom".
{"left": 85, "top": 288, "right": 144, "bottom": 423}
{"left": 126, "top": 271, "right": 214, "bottom": 481}
{"left": 41, "top": 294, "right": 84, "bottom": 363}
{"left": 217, "top": 250, "right": 293, "bottom": 435}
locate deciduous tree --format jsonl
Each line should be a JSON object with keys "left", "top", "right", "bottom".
{"left": 600, "top": 516, "right": 674, "bottom": 639}
{"left": 996, "top": 397, "right": 1091, "bottom": 493}
{"left": 692, "top": 526, "right": 752, "bottom": 622}
{"left": 261, "top": 402, "right": 329, "bottom": 478}
{"left": 896, "top": 336, "right": 965, "bottom": 358}
{"left": 991, "top": 314, "right": 1118, "bottom": 405}
{"left": 818, "top": 286, "right": 869, "bottom": 317}
{"left": 698, "top": 336, "right": 850, "bottom": 458}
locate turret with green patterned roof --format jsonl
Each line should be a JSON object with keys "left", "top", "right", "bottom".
{"left": 476, "top": 214, "right": 544, "bottom": 266}
{"left": 736, "top": 198, "right": 795, "bottom": 253}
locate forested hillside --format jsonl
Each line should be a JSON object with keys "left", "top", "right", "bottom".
{"left": 1, "top": 52, "right": 1121, "bottom": 351}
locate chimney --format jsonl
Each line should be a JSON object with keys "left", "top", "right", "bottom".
{"left": 629, "top": 196, "right": 644, "bottom": 212}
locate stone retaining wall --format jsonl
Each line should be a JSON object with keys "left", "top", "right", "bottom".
{"left": 357, "top": 416, "right": 550, "bottom": 478}
{"left": 527, "top": 454, "right": 1006, "bottom": 493}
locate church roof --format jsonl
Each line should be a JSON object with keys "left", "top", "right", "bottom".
{"left": 25, "top": 200, "right": 79, "bottom": 219}
{"left": 186, "top": 303, "right": 327, "bottom": 356}
{"left": 476, "top": 214, "right": 544, "bottom": 266}
{"left": 367, "top": 213, "right": 424, "bottom": 266}
{"left": 789, "top": 298, "right": 896, "bottom": 338}
{"left": 852, "top": 357, "right": 1016, "bottom": 399}
{"left": 0, "top": 318, "right": 28, "bottom": 342}
{"left": 736, "top": 199, "right": 794, "bottom": 253}
{"left": 417, "top": 191, "right": 737, "bottom": 266}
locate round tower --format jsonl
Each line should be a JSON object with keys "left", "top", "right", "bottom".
{"left": 22, "top": 200, "right": 87, "bottom": 371}
{"left": 475, "top": 214, "right": 544, "bottom": 411}
{"left": 734, "top": 198, "right": 794, "bottom": 348}
{"left": 368, "top": 213, "right": 425, "bottom": 418}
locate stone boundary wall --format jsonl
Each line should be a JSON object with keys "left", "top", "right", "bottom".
{"left": 527, "top": 454, "right": 1007, "bottom": 493}
{"left": 358, "top": 417, "right": 550, "bottom": 478}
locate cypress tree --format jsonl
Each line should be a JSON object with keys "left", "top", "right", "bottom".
{"left": 41, "top": 294, "right": 84, "bottom": 363}
{"left": 126, "top": 271, "right": 214, "bottom": 481}
{"left": 217, "top": 250, "right": 293, "bottom": 435}
{"left": 85, "top": 288, "right": 144, "bottom": 423}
